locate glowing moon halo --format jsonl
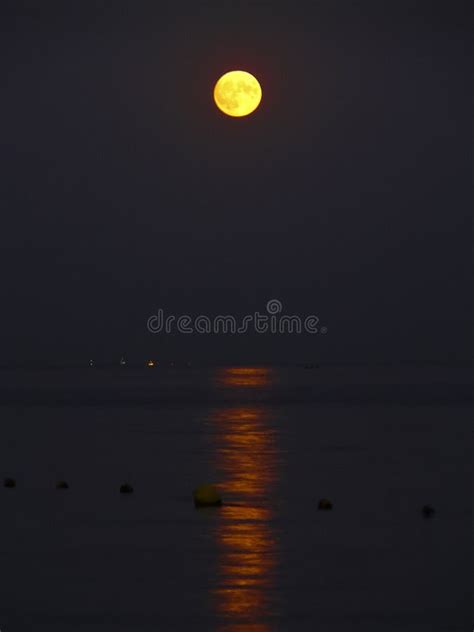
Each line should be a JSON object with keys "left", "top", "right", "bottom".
{"left": 213, "top": 70, "right": 262, "bottom": 117}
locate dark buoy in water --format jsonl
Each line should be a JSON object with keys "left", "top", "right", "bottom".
{"left": 56, "top": 480, "right": 69, "bottom": 490}
{"left": 318, "top": 498, "right": 333, "bottom": 510}
{"left": 120, "top": 483, "right": 134, "bottom": 494}
{"left": 422, "top": 504, "right": 435, "bottom": 518}
{"left": 4, "top": 477, "right": 16, "bottom": 489}
{"left": 193, "top": 484, "right": 222, "bottom": 508}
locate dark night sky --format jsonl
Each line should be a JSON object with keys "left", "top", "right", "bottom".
{"left": 1, "top": 1, "right": 471, "bottom": 365}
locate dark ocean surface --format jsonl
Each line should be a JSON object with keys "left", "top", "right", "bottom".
{"left": 0, "top": 366, "right": 471, "bottom": 631}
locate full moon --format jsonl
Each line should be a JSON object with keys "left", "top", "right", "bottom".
{"left": 213, "top": 70, "right": 262, "bottom": 117}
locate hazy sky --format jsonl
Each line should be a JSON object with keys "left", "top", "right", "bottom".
{"left": 1, "top": 1, "right": 471, "bottom": 365}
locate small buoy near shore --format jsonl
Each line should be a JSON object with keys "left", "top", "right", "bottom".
{"left": 3, "top": 477, "right": 16, "bottom": 489}
{"left": 56, "top": 480, "right": 69, "bottom": 490}
{"left": 120, "top": 483, "right": 134, "bottom": 494}
{"left": 318, "top": 498, "right": 333, "bottom": 510}
{"left": 422, "top": 504, "right": 435, "bottom": 518}
{"left": 193, "top": 484, "right": 222, "bottom": 508}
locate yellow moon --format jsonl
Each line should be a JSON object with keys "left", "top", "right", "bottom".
{"left": 213, "top": 70, "right": 262, "bottom": 117}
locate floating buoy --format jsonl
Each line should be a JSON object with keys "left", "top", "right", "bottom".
{"left": 3, "top": 477, "right": 16, "bottom": 489}
{"left": 56, "top": 480, "right": 69, "bottom": 490}
{"left": 422, "top": 504, "right": 435, "bottom": 518}
{"left": 193, "top": 484, "right": 222, "bottom": 507}
{"left": 120, "top": 483, "right": 134, "bottom": 494}
{"left": 318, "top": 498, "right": 333, "bottom": 510}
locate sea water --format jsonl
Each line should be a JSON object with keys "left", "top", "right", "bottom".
{"left": 0, "top": 366, "right": 471, "bottom": 631}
